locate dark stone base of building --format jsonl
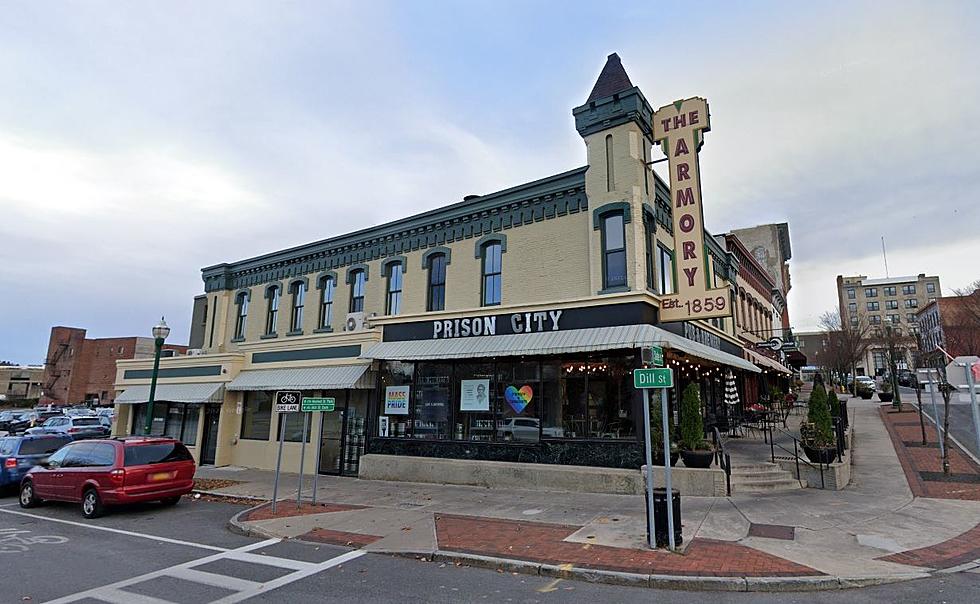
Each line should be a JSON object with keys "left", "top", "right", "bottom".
{"left": 367, "top": 438, "right": 643, "bottom": 469}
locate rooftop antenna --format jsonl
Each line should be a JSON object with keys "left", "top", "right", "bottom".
{"left": 881, "top": 236, "right": 889, "bottom": 277}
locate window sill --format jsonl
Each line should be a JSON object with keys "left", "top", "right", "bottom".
{"left": 260, "top": 333, "right": 279, "bottom": 340}
{"left": 230, "top": 337, "right": 246, "bottom": 344}
{"left": 286, "top": 330, "right": 304, "bottom": 337}
{"left": 313, "top": 327, "right": 334, "bottom": 334}
{"left": 597, "top": 285, "right": 630, "bottom": 295}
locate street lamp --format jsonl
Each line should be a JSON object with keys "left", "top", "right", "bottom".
{"left": 143, "top": 317, "right": 171, "bottom": 435}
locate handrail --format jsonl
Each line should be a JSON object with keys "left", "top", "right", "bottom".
{"left": 768, "top": 423, "right": 828, "bottom": 489}
{"left": 711, "top": 427, "right": 732, "bottom": 496}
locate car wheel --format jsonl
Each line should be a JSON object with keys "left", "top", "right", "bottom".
{"left": 81, "top": 488, "right": 104, "bottom": 519}
{"left": 161, "top": 496, "right": 182, "bottom": 506}
{"left": 19, "top": 481, "right": 41, "bottom": 508}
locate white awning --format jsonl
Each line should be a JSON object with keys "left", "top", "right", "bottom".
{"left": 745, "top": 349, "right": 793, "bottom": 375}
{"left": 226, "top": 365, "right": 374, "bottom": 392}
{"left": 115, "top": 382, "right": 224, "bottom": 405}
{"left": 361, "top": 324, "right": 760, "bottom": 373}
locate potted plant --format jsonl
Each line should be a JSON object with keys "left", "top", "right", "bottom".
{"left": 801, "top": 383, "right": 836, "bottom": 464}
{"left": 827, "top": 389, "right": 841, "bottom": 419}
{"left": 650, "top": 418, "right": 679, "bottom": 466}
{"left": 856, "top": 381, "right": 874, "bottom": 400}
{"left": 878, "top": 380, "right": 894, "bottom": 403}
{"left": 679, "top": 383, "right": 714, "bottom": 468}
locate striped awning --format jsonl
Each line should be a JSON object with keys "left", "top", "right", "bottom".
{"left": 226, "top": 365, "right": 374, "bottom": 392}
{"left": 362, "top": 324, "right": 760, "bottom": 373}
{"left": 115, "top": 382, "right": 224, "bottom": 405}
{"left": 745, "top": 349, "right": 793, "bottom": 375}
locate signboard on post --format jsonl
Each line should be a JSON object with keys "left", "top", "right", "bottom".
{"left": 302, "top": 397, "right": 336, "bottom": 412}
{"left": 642, "top": 345, "right": 664, "bottom": 367}
{"left": 633, "top": 366, "right": 677, "bottom": 550}
{"left": 652, "top": 97, "right": 730, "bottom": 323}
{"left": 274, "top": 390, "right": 301, "bottom": 413}
{"left": 634, "top": 368, "right": 674, "bottom": 389}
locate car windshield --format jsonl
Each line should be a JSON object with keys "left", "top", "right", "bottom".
{"left": 73, "top": 418, "right": 101, "bottom": 426}
{"left": 124, "top": 442, "right": 193, "bottom": 466}
{"left": 19, "top": 438, "right": 70, "bottom": 456}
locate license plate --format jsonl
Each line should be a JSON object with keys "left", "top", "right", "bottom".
{"left": 149, "top": 472, "right": 173, "bottom": 482}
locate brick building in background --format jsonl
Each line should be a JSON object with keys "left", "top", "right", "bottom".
{"left": 41, "top": 327, "right": 187, "bottom": 406}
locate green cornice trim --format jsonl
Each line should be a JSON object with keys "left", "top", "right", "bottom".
{"left": 592, "top": 202, "right": 632, "bottom": 230}
{"left": 346, "top": 263, "right": 370, "bottom": 284}
{"left": 123, "top": 365, "right": 222, "bottom": 380}
{"left": 572, "top": 86, "right": 655, "bottom": 139}
{"left": 202, "top": 167, "right": 588, "bottom": 293}
{"left": 473, "top": 233, "right": 507, "bottom": 258}
{"left": 380, "top": 255, "right": 408, "bottom": 274}
{"left": 316, "top": 270, "right": 337, "bottom": 288}
{"left": 421, "top": 246, "right": 452, "bottom": 268}
{"left": 252, "top": 344, "right": 362, "bottom": 364}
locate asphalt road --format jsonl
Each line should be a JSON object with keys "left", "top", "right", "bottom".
{"left": 900, "top": 386, "right": 980, "bottom": 461}
{"left": 0, "top": 492, "right": 977, "bottom": 603}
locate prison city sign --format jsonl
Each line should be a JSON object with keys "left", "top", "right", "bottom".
{"left": 652, "top": 97, "right": 731, "bottom": 322}
{"left": 432, "top": 310, "right": 564, "bottom": 339}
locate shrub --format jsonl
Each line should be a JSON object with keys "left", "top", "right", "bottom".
{"left": 827, "top": 389, "right": 841, "bottom": 418}
{"left": 679, "top": 383, "right": 710, "bottom": 451}
{"left": 805, "top": 383, "right": 834, "bottom": 447}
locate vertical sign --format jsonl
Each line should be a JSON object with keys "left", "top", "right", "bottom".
{"left": 652, "top": 97, "right": 730, "bottom": 322}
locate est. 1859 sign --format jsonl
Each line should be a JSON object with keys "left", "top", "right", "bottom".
{"left": 652, "top": 97, "right": 731, "bottom": 323}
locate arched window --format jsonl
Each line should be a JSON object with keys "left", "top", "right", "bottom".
{"left": 480, "top": 242, "right": 502, "bottom": 306}
{"left": 600, "top": 211, "right": 627, "bottom": 290}
{"left": 426, "top": 252, "right": 447, "bottom": 311}
{"left": 317, "top": 274, "right": 335, "bottom": 330}
{"left": 265, "top": 285, "right": 280, "bottom": 336}
{"left": 288, "top": 280, "right": 305, "bottom": 333}
{"left": 234, "top": 291, "right": 249, "bottom": 340}
{"left": 349, "top": 269, "right": 366, "bottom": 313}
{"left": 385, "top": 260, "right": 403, "bottom": 315}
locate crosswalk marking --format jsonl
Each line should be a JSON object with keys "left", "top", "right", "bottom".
{"left": 42, "top": 537, "right": 366, "bottom": 604}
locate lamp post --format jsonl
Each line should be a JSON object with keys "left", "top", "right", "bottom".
{"left": 143, "top": 317, "right": 170, "bottom": 435}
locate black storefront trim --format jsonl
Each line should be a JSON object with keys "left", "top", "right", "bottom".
{"left": 367, "top": 437, "right": 643, "bottom": 469}
{"left": 123, "top": 365, "right": 223, "bottom": 380}
{"left": 251, "top": 344, "right": 362, "bottom": 364}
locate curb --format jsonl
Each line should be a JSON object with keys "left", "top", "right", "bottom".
{"left": 225, "top": 503, "right": 931, "bottom": 592}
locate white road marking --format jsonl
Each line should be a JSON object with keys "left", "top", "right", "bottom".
{"left": 44, "top": 536, "right": 367, "bottom": 604}
{"left": 0, "top": 501, "right": 22, "bottom": 507}
{"left": 0, "top": 508, "right": 228, "bottom": 552}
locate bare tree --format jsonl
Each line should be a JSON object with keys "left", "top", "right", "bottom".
{"left": 945, "top": 280, "right": 980, "bottom": 357}
{"left": 819, "top": 310, "right": 872, "bottom": 395}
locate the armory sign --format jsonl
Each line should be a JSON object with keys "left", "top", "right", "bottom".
{"left": 652, "top": 97, "right": 731, "bottom": 322}
{"left": 432, "top": 310, "right": 564, "bottom": 339}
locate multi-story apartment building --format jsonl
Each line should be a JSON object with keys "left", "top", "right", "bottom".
{"left": 730, "top": 223, "right": 792, "bottom": 329}
{"left": 41, "top": 327, "right": 187, "bottom": 406}
{"left": 113, "top": 53, "right": 780, "bottom": 478}
{"left": 0, "top": 365, "right": 44, "bottom": 402}
{"left": 837, "top": 274, "right": 941, "bottom": 376}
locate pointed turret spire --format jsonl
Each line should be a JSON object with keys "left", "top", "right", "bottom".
{"left": 586, "top": 53, "right": 634, "bottom": 103}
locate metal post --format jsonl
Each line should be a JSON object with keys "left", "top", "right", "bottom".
{"left": 926, "top": 371, "right": 946, "bottom": 459}
{"left": 297, "top": 411, "right": 310, "bottom": 508}
{"left": 271, "top": 418, "right": 286, "bottom": 515}
{"left": 312, "top": 411, "right": 324, "bottom": 506}
{"left": 660, "top": 388, "right": 676, "bottom": 551}
{"left": 964, "top": 364, "right": 980, "bottom": 458}
{"left": 641, "top": 389, "right": 656, "bottom": 549}
{"left": 143, "top": 337, "right": 164, "bottom": 435}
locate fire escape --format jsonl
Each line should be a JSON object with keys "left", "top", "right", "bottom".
{"left": 43, "top": 341, "right": 71, "bottom": 400}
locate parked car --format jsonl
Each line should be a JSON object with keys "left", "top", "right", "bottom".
{"left": 0, "top": 434, "right": 73, "bottom": 489}
{"left": 0, "top": 410, "right": 32, "bottom": 433}
{"left": 497, "top": 417, "right": 541, "bottom": 442}
{"left": 26, "top": 416, "right": 110, "bottom": 440}
{"left": 1, "top": 411, "right": 43, "bottom": 435}
{"left": 19, "top": 437, "right": 196, "bottom": 518}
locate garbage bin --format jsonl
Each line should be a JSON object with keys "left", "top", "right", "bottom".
{"left": 652, "top": 488, "right": 682, "bottom": 547}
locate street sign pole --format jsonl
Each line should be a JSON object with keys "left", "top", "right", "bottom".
{"left": 641, "top": 388, "right": 656, "bottom": 550}
{"left": 272, "top": 418, "right": 286, "bottom": 515}
{"left": 964, "top": 364, "right": 980, "bottom": 458}
{"left": 660, "top": 387, "right": 676, "bottom": 551}
{"left": 297, "top": 411, "right": 310, "bottom": 509}
{"left": 925, "top": 371, "right": 945, "bottom": 459}
{"left": 312, "top": 412, "right": 324, "bottom": 505}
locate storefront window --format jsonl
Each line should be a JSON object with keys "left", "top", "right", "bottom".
{"left": 164, "top": 405, "right": 185, "bottom": 439}
{"left": 380, "top": 361, "right": 414, "bottom": 437}
{"left": 496, "top": 361, "right": 539, "bottom": 443}
{"left": 278, "top": 409, "right": 312, "bottom": 442}
{"left": 134, "top": 402, "right": 198, "bottom": 443}
{"left": 456, "top": 362, "right": 495, "bottom": 441}
{"left": 415, "top": 363, "right": 451, "bottom": 439}
{"left": 241, "top": 391, "right": 272, "bottom": 440}
{"left": 588, "top": 356, "right": 635, "bottom": 438}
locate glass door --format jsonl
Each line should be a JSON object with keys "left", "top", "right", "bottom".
{"left": 317, "top": 402, "right": 345, "bottom": 475}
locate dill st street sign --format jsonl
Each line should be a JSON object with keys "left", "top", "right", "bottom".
{"left": 301, "top": 397, "right": 336, "bottom": 412}
{"left": 633, "top": 368, "right": 673, "bottom": 389}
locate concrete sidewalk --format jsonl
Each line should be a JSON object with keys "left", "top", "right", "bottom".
{"left": 195, "top": 395, "right": 980, "bottom": 591}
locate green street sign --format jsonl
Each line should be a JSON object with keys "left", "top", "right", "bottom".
{"left": 633, "top": 368, "right": 673, "bottom": 389}
{"left": 650, "top": 346, "right": 664, "bottom": 367}
{"left": 301, "top": 397, "right": 336, "bottom": 412}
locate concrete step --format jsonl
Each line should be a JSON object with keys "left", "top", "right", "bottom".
{"left": 731, "top": 468, "right": 791, "bottom": 479}
{"left": 733, "top": 477, "right": 805, "bottom": 492}
{"left": 728, "top": 461, "right": 805, "bottom": 493}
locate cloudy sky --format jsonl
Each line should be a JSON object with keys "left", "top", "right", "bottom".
{"left": 1, "top": 1, "right": 978, "bottom": 363}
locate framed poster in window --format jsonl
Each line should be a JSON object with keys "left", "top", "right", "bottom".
{"left": 384, "top": 385, "right": 410, "bottom": 415}
{"left": 460, "top": 379, "right": 490, "bottom": 411}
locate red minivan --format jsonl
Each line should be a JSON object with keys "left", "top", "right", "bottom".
{"left": 20, "top": 437, "right": 196, "bottom": 518}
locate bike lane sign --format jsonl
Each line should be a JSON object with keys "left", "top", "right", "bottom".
{"left": 274, "top": 390, "right": 301, "bottom": 413}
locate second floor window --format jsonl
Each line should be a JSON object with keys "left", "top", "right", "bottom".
{"left": 318, "top": 275, "right": 334, "bottom": 329}
{"left": 643, "top": 220, "right": 655, "bottom": 290}
{"left": 600, "top": 212, "right": 627, "bottom": 289}
{"left": 427, "top": 253, "right": 447, "bottom": 311}
{"left": 385, "top": 261, "right": 403, "bottom": 315}
{"left": 265, "top": 285, "right": 280, "bottom": 335}
{"left": 481, "top": 242, "right": 502, "bottom": 306}
{"left": 349, "top": 269, "right": 366, "bottom": 313}
{"left": 234, "top": 292, "right": 248, "bottom": 340}
{"left": 289, "top": 281, "right": 305, "bottom": 332}
{"left": 657, "top": 245, "right": 674, "bottom": 295}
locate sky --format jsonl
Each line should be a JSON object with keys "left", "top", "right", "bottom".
{"left": 1, "top": 1, "right": 978, "bottom": 363}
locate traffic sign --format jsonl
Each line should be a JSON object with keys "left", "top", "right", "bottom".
{"left": 634, "top": 368, "right": 673, "bottom": 389}
{"left": 302, "top": 397, "right": 336, "bottom": 412}
{"left": 945, "top": 356, "right": 980, "bottom": 388}
{"left": 274, "top": 390, "right": 301, "bottom": 413}
{"left": 650, "top": 346, "right": 664, "bottom": 367}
